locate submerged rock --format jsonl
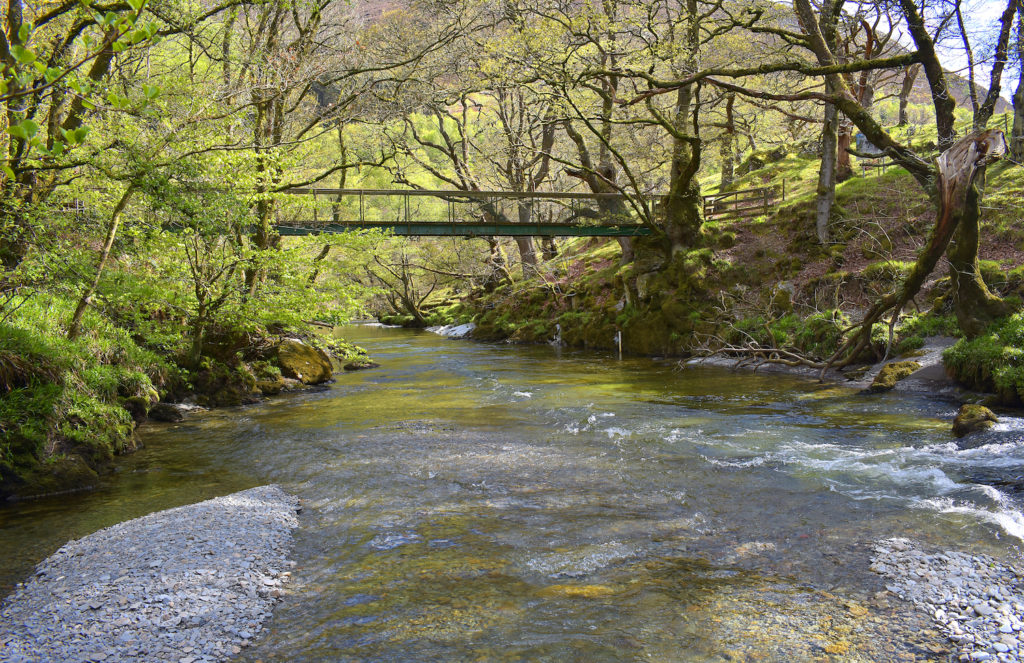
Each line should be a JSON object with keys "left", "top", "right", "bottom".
{"left": 147, "top": 402, "right": 185, "bottom": 423}
{"left": 276, "top": 338, "right": 333, "bottom": 384}
{"left": 952, "top": 404, "right": 998, "bottom": 439}
{"left": 865, "top": 361, "right": 922, "bottom": 393}
{"left": 343, "top": 358, "right": 380, "bottom": 371}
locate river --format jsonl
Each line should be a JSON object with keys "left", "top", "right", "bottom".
{"left": 3, "top": 325, "right": 1024, "bottom": 661}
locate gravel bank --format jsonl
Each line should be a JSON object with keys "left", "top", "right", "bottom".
{"left": 0, "top": 485, "right": 299, "bottom": 663}
{"left": 872, "top": 538, "right": 1024, "bottom": 662}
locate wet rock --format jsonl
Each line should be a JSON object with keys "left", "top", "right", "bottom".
{"left": 865, "top": 361, "right": 922, "bottom": 393}
{"left": 342, "top": 358, "right": 380, "bottom": 371}
{"left": 953, "top": 404, "right": 999, "bottom": 439}
{"left": 276, "top": 339, "right": 333, "bottom": 385}
{"left": 148, "top": 403, "right": 185, "bottom": 423}
{"left": 255, "top": 377, "right": 286, "bottom": 396}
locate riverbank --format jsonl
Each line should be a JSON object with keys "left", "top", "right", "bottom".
{"left": 0, "top": 485, "right": 298, "bottom": 663}
{"left": 0, "top": 292, "right": 373, "bottom": 500}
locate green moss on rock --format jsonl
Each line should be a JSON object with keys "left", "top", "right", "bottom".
{"left": 952, "top": 404, "right": 998, "bottom": 438}
{"left": 866, "top": 361, "right": 921, "bottom": 393}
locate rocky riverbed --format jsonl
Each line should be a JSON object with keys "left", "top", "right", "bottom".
{"left": 0, "top": 485, "right": 299, "bottom": 663}
{"left": 872, "top": 538, "right": 1024, "bottom": 662}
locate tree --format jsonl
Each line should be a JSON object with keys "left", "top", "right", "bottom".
{"left": 624, "top": 0, "right": 1017, "bottom": 361}
{"left": 1011, "top": 3, "right": 1024, "bottom": 161}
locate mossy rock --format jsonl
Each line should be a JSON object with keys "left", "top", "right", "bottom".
{"left": 865, "top": 361, "right": 921, "bottom": 393}
{"left": 277, "top": 338, "right": 334, "bottom": 384}
{"left": 191, "top": 361, "right": 259, "bottom": 407}
{"left": 255, "top": 377, "right": 286, "bottom": 395}
{"left": 11, "top": 455, "right": 100, "bottom": 499}
{"left": 148, "top": 402, "right": 185, "bottom": 422}
{"left": 952, "top": 404, "right": 998, "bottom": 439}
{"left": 343, "top": 358, "right": 381, "bottom": 371}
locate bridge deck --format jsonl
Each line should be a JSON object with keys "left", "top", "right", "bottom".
{"left": 275, "top": 188, "right": 653, "bottom": 237}
{"left": 269, "top": 187, "right": 771, "bottom": 237}
{"left": 275, "top": 221, "right": 653, "bottom": 237}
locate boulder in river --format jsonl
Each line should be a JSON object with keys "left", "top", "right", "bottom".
{"left": 276, "top": 338, "right": 333, "bottom": 384}
{"left": 148, "top": 402, "right": 185, "bottom": 422}
{"left": 343, "top": 358, "right": 380, "bottom": 371}
{"left": 952, "top": 404, "right": 998, "bottom": 439}
{"left": 864, "top": 361, "right": 922, "bottom": 393}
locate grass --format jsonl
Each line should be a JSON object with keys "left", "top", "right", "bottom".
{"left": 0, "top": 296, "right": 172, "bottom": 495}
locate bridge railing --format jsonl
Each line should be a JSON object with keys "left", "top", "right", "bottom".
{"left": 276, "top": 188, "right": 641, "bottom": 229}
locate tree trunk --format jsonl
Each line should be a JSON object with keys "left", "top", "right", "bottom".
{"left": 836, "top": 120, "right": 853, "bottom": 182}
{"left": 828, "top": 130, "right": 1008, "bottom": 366}
{"left": 719, "top": 93, "right": 736, "bottom": 189}
{"left": 514, "top": 202, "right": 538, "bottom": 276}
{"left": 68, "top": 186, "right": 135, "bottom": 340}
{"left": 662, "top": 85, "right": 703, "bottom": 256}
{"left": 815, "top": 86, "right": 839, "bottom": 244}
{"left": 898, "top": 64, "right": 921, "bottom": 126}
{"left": 541, "top": 237, "right": 558, "bottom": 261}
{"left": 1012, "top": 11, "right": 1024, "bottom": 162}
{"left": 948, "top": 172, "right": 1012, "bottom": 336}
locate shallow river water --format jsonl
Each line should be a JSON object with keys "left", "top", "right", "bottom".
{"left": 3, "top": 325, "right": 1024, "bottom": 661}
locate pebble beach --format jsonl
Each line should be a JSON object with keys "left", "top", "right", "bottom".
{"left": 0, "top": 485, "right": 299, "bottom": 663}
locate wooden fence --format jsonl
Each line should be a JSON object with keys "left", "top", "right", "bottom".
{"left": 702, "top": 187, "right": 775, "bottom": 221}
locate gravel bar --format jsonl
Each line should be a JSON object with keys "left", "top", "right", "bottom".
{"left": 872, "top": 537, "right": 1024, "bottom": 662}
{"left": 0, "top": 485, "right": 300, "bottom": 663}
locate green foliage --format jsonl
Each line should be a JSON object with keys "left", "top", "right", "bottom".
{"left": 0, "top": 296, "right": 170, "bottom": 491}
{"left": 944, "top": 314, "right": 1024, "bottom": 404}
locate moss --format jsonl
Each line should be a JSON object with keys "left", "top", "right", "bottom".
{"left": 865, "top": 361, "right": 921, "bottom": 393}
{"left": 944, "top": 313, "right": 1024, "bottom": 405}
{"left": 952, "top": 404, "right": 998, "bottom": 438}
{"left": 0, "top": 297, "right": 170, "bottom": 499}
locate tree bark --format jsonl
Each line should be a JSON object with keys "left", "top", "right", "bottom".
{"left": 948, "top": 174, "right": 1012, "bottom": 336}
{"left": 719, "top": 93, "right": 736, "bottom": 189}
{"left": 1012, "top": 9, "right": 1024, "bottom": 162}
{"left": 816, "top": 85, "right": 839, "bottom": 244}
{"left": 68, "top": 186, "right": 136, "bottom": 340}
{"left": 898, "top": 64, "right": 921, "bottom": 126}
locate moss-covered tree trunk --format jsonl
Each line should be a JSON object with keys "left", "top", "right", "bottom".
{"left": 661, "top": 85, "right": 703, "bottom": 256}
{"left": 947, "top": 175, "right": 1013, "bottom": 336}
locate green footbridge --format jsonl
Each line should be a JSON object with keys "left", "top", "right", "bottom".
{"left": 276, "top": 188, "right": 654, "bottom": 237}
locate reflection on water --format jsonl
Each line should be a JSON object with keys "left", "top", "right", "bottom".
{"left": 2, "top": 324, "right": 1023, "bottom": 661}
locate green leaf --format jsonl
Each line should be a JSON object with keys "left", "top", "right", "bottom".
{"left": 1, "top": 165, "right": 14, "bottom": 180}
{"left": 44, "top": 67, "right": 61, "bottom": 83}
{"left": 20, "top": 119, "right": 39, "bottom": 137}
{"left": 130, "top": 29, "right": 148, "bottom": 44}
{"left": 80, "top": 98, "right": 95, "bottom": 110}
{"left": 112, "top": 41, "right": 125, "bottom": 53}
{"left": 17, "top": 24, "right": 30, "bottom": 43}
{"left": 32, "top": 61, "right": 46, "bottom": 75}
{"left": 7, "top": 125, "right": 27, "bottom": 140}
{"left": 51, "top": 141, "right": 65, "bottom": 156}
{"left": 0, "top": 80, "right": 7, "bottom": 95}
{"left": 73, "top": 127, "right": 89, "bottom": 143}
{"left": 127, "top": 0, "right": 144, "bottom": 10}
{"left": 11, "top": 45, "right": 36, "bottom": 65}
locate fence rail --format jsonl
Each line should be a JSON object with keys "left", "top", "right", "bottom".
{"left": 702, "top": 187, "right": 774, "bottom": 221}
